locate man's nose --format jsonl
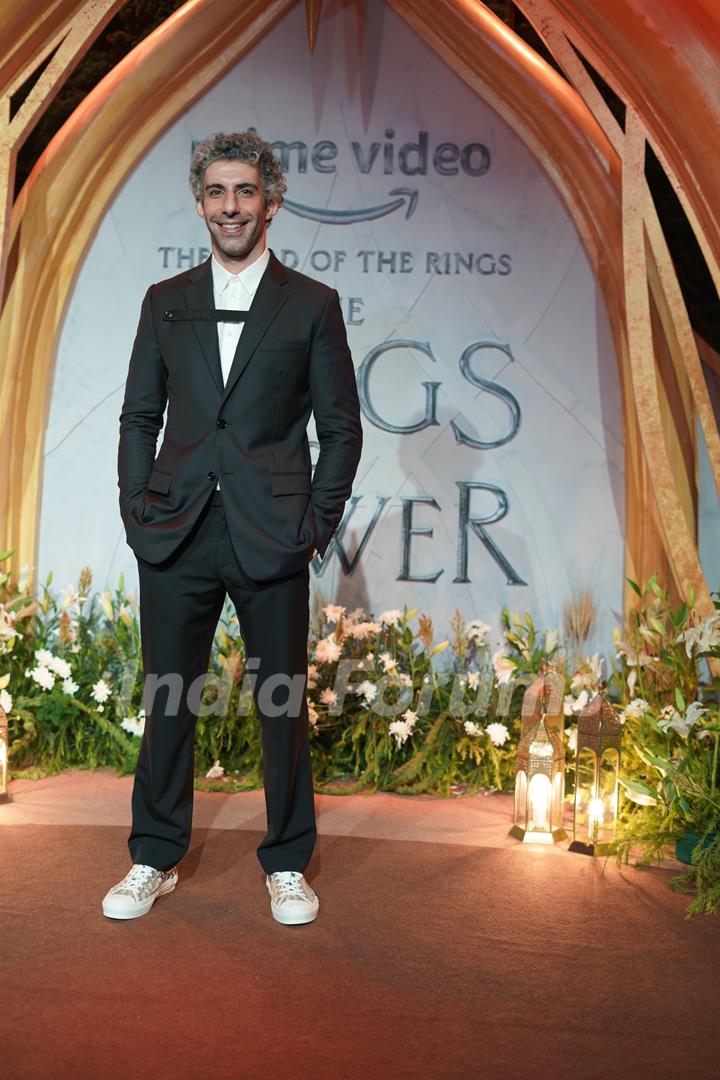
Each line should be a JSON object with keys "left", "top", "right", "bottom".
{"left": 221, "top": 193, "right": 240, "bottom": 215}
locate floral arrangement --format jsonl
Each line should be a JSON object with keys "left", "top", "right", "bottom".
{"left": 1, "top": 552, "right": 718, "bottom": 913}
{"left": 608, "top": 577, "right": 720, "bottom": 915}
{"left": 0, "top": 552, "right": 581, "bottom": 792}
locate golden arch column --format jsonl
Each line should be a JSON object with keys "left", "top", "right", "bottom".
{"left": 0, "top": 0, "right": 126, "bottom": 296}
{"left": 519, "top": 0, "right": 720, "bottom": 616}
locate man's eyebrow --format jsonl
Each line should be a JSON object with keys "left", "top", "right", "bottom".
{"left": 205, "top": 180, "right": 258, "bottom": 190}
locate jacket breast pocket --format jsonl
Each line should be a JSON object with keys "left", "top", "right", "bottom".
{"left": 269, "top": 471, "right": 311, "bottom": 495}
{"left": 146, "top": 468, "right": 172, "bottom": 494}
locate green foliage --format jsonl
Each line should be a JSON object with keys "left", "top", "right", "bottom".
{"left": 671, "top": 830, "right": 720, "bottom": 917}
{"left": 610, "top": 576, "right": 720, "bottom": 916}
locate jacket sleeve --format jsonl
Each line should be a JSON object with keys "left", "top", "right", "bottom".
{"left": 307, "top": 288, "right": 363, "bottom": 557}
{"left": 117, "top": 284, "right": 167, "bottom": 513}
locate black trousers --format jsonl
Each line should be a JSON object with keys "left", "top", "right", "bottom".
{"left": 128, "top": 489, "right": 317, "bottom": 874}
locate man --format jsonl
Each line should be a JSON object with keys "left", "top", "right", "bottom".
{"left": 102, "top": 131, "right": 363, "bottom": 925}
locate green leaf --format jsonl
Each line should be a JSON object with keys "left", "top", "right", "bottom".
{"left": 675, "top": 687, "right": 685, "bottom": 711}
{"left": 635, "top": 745, "right": 670, "bottom": 776}
{"left": 626, "top": 577, "right": 642, "bottom": 597}
{"left": 618, "top": 777, "right": 659, "bottom": 806}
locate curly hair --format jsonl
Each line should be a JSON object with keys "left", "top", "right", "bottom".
{"left": 188, "top": 131, "right": 287, "bottom": 205}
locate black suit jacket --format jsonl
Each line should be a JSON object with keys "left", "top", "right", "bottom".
{"left": 117, "top": 250, "right": 363, "bottom": 580}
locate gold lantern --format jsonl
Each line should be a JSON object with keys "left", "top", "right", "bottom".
{"left": 509, "top": 666, "right": 567, "bottom": 844}
{"left": 0, "top": 704, "right": 9, "bottom": 803}
{"left": 569, "top": 690, "right": 622, "bottom": 856}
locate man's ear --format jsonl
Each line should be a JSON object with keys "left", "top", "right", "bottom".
{"left": 265, "top": 199, "right": 281, "bottom": 224}
{"left": 195, "top": 199, "right": 206, "bottom": 221}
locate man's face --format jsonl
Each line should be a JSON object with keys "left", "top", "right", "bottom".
{"left": 195, "top": 159, "right": 280, "bottom": 270}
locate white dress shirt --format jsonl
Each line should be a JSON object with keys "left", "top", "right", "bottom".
{"left": 211, "top": 246, "right": 270, "bottom": 490}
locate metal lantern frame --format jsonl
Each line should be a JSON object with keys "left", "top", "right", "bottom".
{"left": 569, "top": 690, "right": 622, "bottom": 856}
{"left": 510, "top": 667, "right": 567, "bottom": 844}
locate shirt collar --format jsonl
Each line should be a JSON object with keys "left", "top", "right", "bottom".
{"left": 211, "top": 245, "right": 270, "bottom": 296}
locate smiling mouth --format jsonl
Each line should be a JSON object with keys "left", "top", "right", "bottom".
{"left": 216, "top": 221, "right": 248, "bottom": 233}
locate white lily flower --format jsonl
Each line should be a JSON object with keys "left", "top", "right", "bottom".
{"left": 678, "top": 613, "right": 720, "bottom": 657}
{"left": 60, "top": 587, "right": 80, "bottom": 611}
{"left": 491, "top": 650, "right": 515, "bottom": 686}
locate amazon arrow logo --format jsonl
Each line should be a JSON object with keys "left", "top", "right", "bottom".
{"left": 282, "top": 188, "right": 419, "bottom": 225}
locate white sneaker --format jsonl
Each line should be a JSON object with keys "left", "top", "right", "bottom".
{"left": 102, "top": 863, "right": 178, "bottom": 920}
{"left": 266, "top": 871, "right": 319, "bottom": 925}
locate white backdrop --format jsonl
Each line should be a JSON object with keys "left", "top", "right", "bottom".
{"left": 42, "top": 0, "right": 626, "bottom": 653}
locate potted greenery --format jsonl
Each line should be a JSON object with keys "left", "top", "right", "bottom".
{"left": 613, "top": 584, "right": 720, "bottom": 916}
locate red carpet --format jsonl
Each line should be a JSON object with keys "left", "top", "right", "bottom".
{"left": 1, "top": 825, "right": 717, "bottom": 1079}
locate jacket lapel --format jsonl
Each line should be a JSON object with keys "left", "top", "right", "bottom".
{"left": 220, "top": 250, "right": 289, "bottom": 407}
{"left": 182, "top": 258, "right": 224, "bottom": 394}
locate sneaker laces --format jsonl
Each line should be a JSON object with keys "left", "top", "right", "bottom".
{"left": 268, "top": 871, "right": 314, "bottom": 904}
{"left": 114, "top": 864, "right": 166, "bottom": 900}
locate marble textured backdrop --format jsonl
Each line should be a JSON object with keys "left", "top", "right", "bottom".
{"left": 41, "top": 0, "right": 625, "bottom": 655}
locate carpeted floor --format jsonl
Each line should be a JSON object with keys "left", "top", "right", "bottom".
{"left": 1, "top": 823, "right": 718, "bottom": 1079}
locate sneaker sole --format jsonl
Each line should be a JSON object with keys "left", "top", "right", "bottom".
{"left": 270, "top": 902, "right": 319, "bottom": 926}
{"left": 102, "top": 876, "right": 177, "bottom": 920}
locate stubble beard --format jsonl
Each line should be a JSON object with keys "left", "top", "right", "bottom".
{"left": 208, "top": 215, "right": 266, "bottom": 266}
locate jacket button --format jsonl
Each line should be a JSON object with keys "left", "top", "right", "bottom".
{"left": 164, "top": 310, "right": 174, "bottom": 320}
{"left": 207, "top": 471, "right": 216, "bottom": 482}
{"left": 216, "top": 418, "right": 227, "bottom": 428}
